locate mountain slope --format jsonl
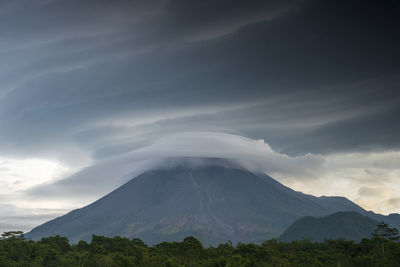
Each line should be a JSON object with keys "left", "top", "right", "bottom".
{"left": 279, "top": 211, "right": 379, "bottom": 242}
{"left": 26, "top": 158, "right": 399, "bottom": 246}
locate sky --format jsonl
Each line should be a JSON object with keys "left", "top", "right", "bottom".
{"left": 0, "top": 0, "right": 399, "bottom": 232}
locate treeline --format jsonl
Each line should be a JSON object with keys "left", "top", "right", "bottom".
{"left": 0, "top": 231, "right": 399, "bottom": 266}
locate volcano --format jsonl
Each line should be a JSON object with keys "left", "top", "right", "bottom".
{"left": 26, "top": 158, "right": 400, "bottom": 245}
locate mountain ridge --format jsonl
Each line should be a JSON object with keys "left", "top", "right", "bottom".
{"left": 279, "top": 211, "right": 379, "bottom": 242}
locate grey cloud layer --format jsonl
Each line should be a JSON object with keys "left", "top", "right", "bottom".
{"left": 0, "top": 203, "right": 68, "bottom": 233}
{"left": 0, "top": 0, "right": 399, "bottom": 164}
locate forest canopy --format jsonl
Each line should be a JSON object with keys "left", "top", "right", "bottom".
{"left": 0, "top": 227, "right": 399, "bottom": 267}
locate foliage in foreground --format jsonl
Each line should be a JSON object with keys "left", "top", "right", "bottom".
{"left": 0, "top": 227, "right": 399, "bottom": 267}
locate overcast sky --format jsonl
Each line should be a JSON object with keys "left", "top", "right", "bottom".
{"left": 0, "top": 0, "right": 399, "bottom": 232}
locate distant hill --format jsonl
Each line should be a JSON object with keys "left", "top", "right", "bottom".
{"left": 26, "top": 158, "right": 400, "bottom": 246}
{"left": 279, "top": 211, "right": 379, "bottom": 242}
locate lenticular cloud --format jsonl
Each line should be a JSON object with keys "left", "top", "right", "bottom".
{"left": 27, "top": 132, "right": 325, "bottom": 200}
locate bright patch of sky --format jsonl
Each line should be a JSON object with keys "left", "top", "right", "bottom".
{"left": 0, "top": 157, "right": 68, "bottom": 192}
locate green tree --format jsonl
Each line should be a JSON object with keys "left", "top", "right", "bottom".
{"left": 372, "top": 221, "right": 400, "bottom": 257}
{"left": 1, "top": 231, "right": 24, "bottom": 240}
{"left": 39, "top": 235, "right": 71, "bottom": 254}
{"left": 373, "top": 221, "right": 400, "bottom": 241}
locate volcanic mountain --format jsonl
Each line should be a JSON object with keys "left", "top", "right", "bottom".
{"left": 26, "top": 158, "right": 400, "bottom": 246}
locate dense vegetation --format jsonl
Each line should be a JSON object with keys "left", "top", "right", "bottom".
{"left": 0, "top": 223, "right": 399, "bottom": 267}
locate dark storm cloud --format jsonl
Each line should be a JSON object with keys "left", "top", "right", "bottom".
{"left": 283, "top": 104, "right": 400, "bottom": 155}
{"left": 0, "top": 0, "right": 399, "bottom": 162}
